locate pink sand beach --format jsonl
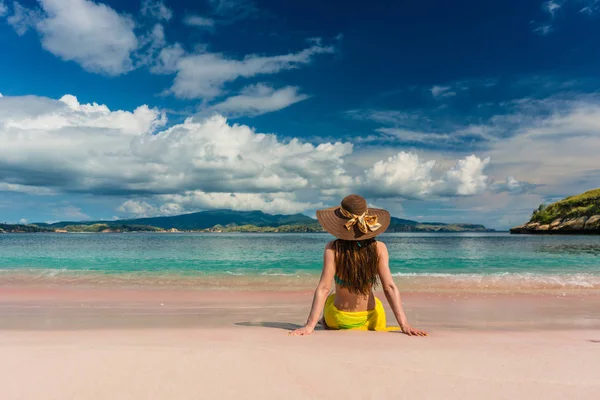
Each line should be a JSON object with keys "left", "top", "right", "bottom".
{"left": 1, "top": 285, "right": 599, "bottom": 399}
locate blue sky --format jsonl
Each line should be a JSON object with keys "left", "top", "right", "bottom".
{"left": 1, "top": 0, "right": 600, "bottom": 229}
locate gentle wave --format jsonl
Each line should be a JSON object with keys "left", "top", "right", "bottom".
{"left": 391, "top": 272, "right": 600, "bottom": 290}
{"left": 2, "top": 268, "right": 600, "bottom": 293}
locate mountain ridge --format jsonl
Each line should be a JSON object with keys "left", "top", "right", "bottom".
{"left": 27, "top": 209, "right": 494, "bottom": 233}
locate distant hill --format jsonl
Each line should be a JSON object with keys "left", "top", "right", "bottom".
{"left": 30, "top": 209, "right": 493, "bottom": 233}
{"left": 37, "top": 209, "right": 315, "bottom": 231}
{"left": 387, "top": 218, "right": 490, "bottom": 233}
{"left": 0, "top": 223, "right": 54, "bottom": 233}
{"left": 511, "top": 189, "right": 600, "bottom": 234}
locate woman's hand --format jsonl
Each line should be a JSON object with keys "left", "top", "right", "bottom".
{"left": 289, "top": 325, "right": 314, "bottom": 336}
{"left": 400, "top": 325, "right": 428, "bottom": 337}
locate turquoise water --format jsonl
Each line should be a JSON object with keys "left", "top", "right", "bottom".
{"left": 1, "top": 232, "right": 599, "bottom": 289}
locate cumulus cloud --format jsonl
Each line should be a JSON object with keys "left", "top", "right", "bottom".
{"left": 0, "top": 94, "right": 492, "bottom": 217}
{"left": 208, "top": 84, "right": 309, "bottom": 117}
{"left": 7, "top": 0, "right": 138, "bottom": 75}
{"left": 166, "top": 42, "right": 335, "bottom": 99}
{"left": 443, "top": 155, "right": 490, "bottom": 196}
{"left": 121, "top": 192, "right": 324, "bottom": 217}
{"left": 0, "top": 94, "right": 351, "bottom": 197}
{"left": 117, "top": 199, "right": 158, "bottom": 218}
{"left": 0, "top": 1, "right": 7, "bottom": 17}
{"left": 360, "top": 152, "right": 490, "bottom": 199}
{"left": 356, "top": 94, "right": 600, "bottom": 199}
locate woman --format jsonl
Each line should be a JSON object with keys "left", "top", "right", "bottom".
{"left": 291, "top": 194, "right": 427, "bottom": 336}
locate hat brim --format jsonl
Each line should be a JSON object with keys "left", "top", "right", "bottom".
{"left": 316, "top": 206, "right": 390, "bottom": 241}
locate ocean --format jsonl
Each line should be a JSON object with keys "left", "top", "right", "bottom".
{"left": 1, "top": 232, "right": 599, "bottom": 292}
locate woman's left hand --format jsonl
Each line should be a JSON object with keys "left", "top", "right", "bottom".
{"left": 400, "top": 325, "right": 428, "bottom": 336}
{"left": 289, "top": 326, "right": 314, "bottom": 336}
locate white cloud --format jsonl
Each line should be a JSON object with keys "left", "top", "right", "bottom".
{"left": 149, "top": 43, "right": 186, "bottom": 74}
{"left": 533, "top": 24, "right": 553, "bottom": 36}
{"left": 0, "top": 94, "right": 493, "bottom": 217}
{"left": 544, "top": 0, "right": 561, "bottom": 16}
{"left": 357, "top": 94, "right": 600, "bottom": 201}
{"left": 372, "top": 127, "right": 493, "bottom": 147}
{"left": 140, "top": 0, "right": 172, "bottom": 21}
{"left": 0, "top": 1, "right": 7, "bottom": 17}
{"left": 443, "top": 155, "right": 490, "bottom": 196}
{"left": 360, "top": 152, "right": 490, "bottom": 199}
{"left": 532, "top": 0, "right": 599, "bottom": 35}
{"left": 183, "top": 14, "right": 215, "bottom": 28}
{"left": 0, "top": 94, "right": 351, "bottom": 197}
{"left": 7, "top": 2, "right": 42, "bottom": 35}
{"left": 484, "top": 98, "right": 600, "bottom": 189}
{"left": 0, "top": 182, "right": 56, "bottom": 195}
{"left": 124, "top": 192, "right": 324, "bottom": 217}
{"left": 117, "top": 199, "right": 158, "bottom": 218}
{"left": 208, "top": 84, "right": 309, "bottom": 117}
{"left": 8, "top": 0, "right": 138, "bottom": 75}
{"left": 166, "top": 43, "right": 335, "bottom": 99}
{"left": 18, "top": 218, "right": 28, "bottom": 224}
{"left": 491, "top": 176, "right": 538, "bottom": 194}
{"left": 2, "top": 94, "right": 166, "bottom": 134}
{"left": 431, "top": 85, "right": 456, "bottom": 98}
{"left": 135, "top": 23, "right": 168, "bottom": 68}
{"left": 580, "top": 0, "right": 600, "bottom": 14}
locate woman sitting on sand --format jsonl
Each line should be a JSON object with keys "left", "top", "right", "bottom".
{"left": 292, "top": 195, "right": 427, "bottom": 337}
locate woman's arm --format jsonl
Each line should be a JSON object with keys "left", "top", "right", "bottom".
{"left": 290, "top": 242, "right": 336, "bottom": 335}
{"left": 377, "top": 242, "right": 427, "bottom": 336}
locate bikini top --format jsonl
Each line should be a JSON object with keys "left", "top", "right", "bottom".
{"left": 334, "top": 274, "right": 348, "bottom": 287}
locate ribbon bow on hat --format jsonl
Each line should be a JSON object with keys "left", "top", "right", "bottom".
{"left": 339, "top": 207, "right": 382, "bottom": 234}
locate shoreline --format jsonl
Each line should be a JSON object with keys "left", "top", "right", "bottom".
{"left": 2, "top": 285, "right": 599, "bottom": 332}
{"left": 2, "top": 270, "right": 600, "bottom": 294}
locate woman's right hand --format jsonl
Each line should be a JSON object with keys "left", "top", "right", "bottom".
{"left": 400, "top": 325, "right": 428, "bottom": 336}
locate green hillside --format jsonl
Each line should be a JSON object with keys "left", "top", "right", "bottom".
{"left": 530, "top": 189, "right": 600, "bottom": 224}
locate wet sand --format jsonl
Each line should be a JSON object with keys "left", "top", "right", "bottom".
{"left": 1, "top": 285, "right": 599, "bottom": 399}
{"left": 1, "top": 286, "right": 598, "bottom": 331}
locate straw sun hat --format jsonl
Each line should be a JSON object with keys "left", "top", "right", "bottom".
{"left": 316, "top": 194, "right": 390, "bottom": 241}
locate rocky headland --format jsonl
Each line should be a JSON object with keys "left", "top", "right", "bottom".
{"left": 511, "top": 189, "right": 600, "bottom": 234}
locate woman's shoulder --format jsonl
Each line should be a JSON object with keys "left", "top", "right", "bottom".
{"left": 375, "top": 240, "right": 387, "bottom": 247}
{"left": 375, "top": 240, "right": 388, "bottom": 253}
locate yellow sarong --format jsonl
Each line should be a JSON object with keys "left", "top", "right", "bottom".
{"left": 323, "top": 294, "right": 400, "bottom": 331}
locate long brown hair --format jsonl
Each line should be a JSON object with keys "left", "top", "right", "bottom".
{"left": 332, "top": 238, "right": 379, "bottom": 296}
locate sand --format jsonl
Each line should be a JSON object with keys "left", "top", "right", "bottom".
{"left": 1, "top": 286, "right": 599, "bottom": 399}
